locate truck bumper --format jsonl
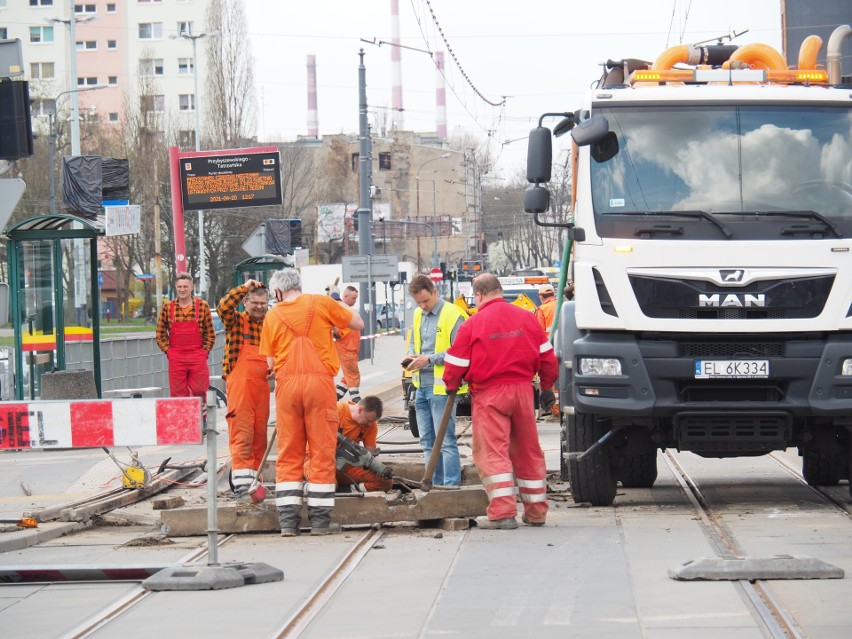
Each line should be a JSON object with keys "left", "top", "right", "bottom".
{"left": 570, "top": 332, "right": 852, "bottom": 418}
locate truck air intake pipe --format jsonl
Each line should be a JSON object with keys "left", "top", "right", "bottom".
{"left": 827, "top": 25, "right": 851, "bottom": 85}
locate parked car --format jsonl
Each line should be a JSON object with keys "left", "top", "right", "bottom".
{"left": 375, "top": 303, "right": 404, "bottom": 330}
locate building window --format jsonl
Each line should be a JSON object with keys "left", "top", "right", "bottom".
{"left": 179, "top": 94, "right": 195, "bottom": 111}
{"left": 140, "top": 94, "right": 165, "bottom": 113}
{"left": 351, "top": 153, "right": 359, "bottom": 172}
{"left": 138, "top": 22, "right": 163, "bottom": 39}
{"left": 108, "top": 75, "right": 118, "bottom": 85}
{"left": 30, "top": 62, "right": 55, "bottom": 79}
{"left": 30, "top": 26, "right": 54, "bottom": 44}
{"left": 179, "top": 130, "right": 195, "bottom": 148}
{"left": 74, "top": 4, "right": 96, "bottom": 13}
{"left": 106, "top": 3, "right": 116, "bottom": 12}
{"left": 178, "top": 58, "right": 194, "bottom": 75}
{"left": 139, "top": 58, "right": 164, "bottom": 76}
{"left": 379, "top": 152, "right": 392, "bottom": 170}
{"left": 31, "top": 98, "right": 56, "bottom": 118}
{"left": 108, "top": 113, "right": 119, "bottom": 123}
{"left": 30, "top": 0, "right": 54, "bottom": 6}
{"left": 176, "top": 21, "right": 193, "bottom": 36}
{"left": 77, "top": 76, "right": 98, "bottom": 86}
{"left": 0, "top": 29, "right": 6, "bottom": 41}
{"left": 107, "top": 40, "right": 117, "bottom": 49}
{"left": 76, "top": 40, "right": 97, "bottom": 50}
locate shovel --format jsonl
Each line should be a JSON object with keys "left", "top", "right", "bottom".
{"left": 420, "top": 390, "right": 457, "bottom": 492}
{"left": 245, "top": 427, "right": 277, "bottom": 503}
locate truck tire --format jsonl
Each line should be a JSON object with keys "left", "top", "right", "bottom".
{"left": 567, "top": 411, "right": 617, "bottom": 506}
{"left": 619, "top": 450, "right": 658, "bottom": 488}
{"left": 408, "top": 404, "right": 420, "bottom": 439}
{"left": 802, "top": 447, "right": 844, "bottom": 486}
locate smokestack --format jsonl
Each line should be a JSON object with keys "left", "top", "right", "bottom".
{"left": 307, "top": 54, "right": 318, "bottom": 138}
{"left": 435, "top": 51, "right": 447, "bottom": 140}
{"left": 391, "top": 0, "right": 404, "bottom": 130}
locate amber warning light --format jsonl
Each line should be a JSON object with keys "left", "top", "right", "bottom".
{"left": 179, "top": 150, "right": 283, "bottom": 211}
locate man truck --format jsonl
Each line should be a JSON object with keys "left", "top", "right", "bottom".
{"left": 525, "top": 26, "right": 852, "bottom": 505}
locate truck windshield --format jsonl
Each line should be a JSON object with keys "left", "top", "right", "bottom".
{"left": 591, "top": 105, "right": 852, "bottom": 224}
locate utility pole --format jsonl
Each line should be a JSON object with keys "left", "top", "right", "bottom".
{"left": 356, "top": 49, "right": 374, "bottom": 358}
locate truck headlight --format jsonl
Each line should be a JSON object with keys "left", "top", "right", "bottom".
{"left": 842, "top": 359, "right": 852, "bottom": 376}
{"left": 579, "top": 357, "right": 622, "bottom": 376}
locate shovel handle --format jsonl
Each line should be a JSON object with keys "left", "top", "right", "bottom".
{"left": 420, "top": 390, "right": 457, "bottom": 492}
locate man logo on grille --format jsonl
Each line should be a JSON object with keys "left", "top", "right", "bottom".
{"left": 721, "top": 269, "right": 744, "bottom": 282}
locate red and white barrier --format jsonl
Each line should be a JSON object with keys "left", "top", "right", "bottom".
{"left": 0, "top": 398, "right": 203, "bottom": 450}
{"left": 360, "top": 328, "right": 403, "bottom": 341}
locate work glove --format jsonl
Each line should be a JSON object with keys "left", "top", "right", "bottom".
{"left": 540, "top": 389, "right": 556, "bottom": 412}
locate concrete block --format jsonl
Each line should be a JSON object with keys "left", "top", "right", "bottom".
{"left": 40, "top": 369, "right": 98, "bottom": 400}
{"left": 669, "top": 555, "right": 845, "bottom": 580}
{"left": 152, "top": 495, "right": 185, "bottom": 510}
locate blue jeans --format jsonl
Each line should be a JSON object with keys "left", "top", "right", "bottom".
{"left": 415, "top": 385, "right": 461, "bottom": 486}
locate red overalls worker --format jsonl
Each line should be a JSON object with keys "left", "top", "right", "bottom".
{"left": 260, "top": 268, "right": 363, "bottom": 537}
{"left": 443, "top": 273, "right": 558, "bottom": 529}
{"left": 334, "top": 285, "right": 363, "bottom": 403}
{"left": 156, "top": 273, "right": 215, "bottom": 402}
{"left": 217, "top": 279, "right": 270, "bottom": 500}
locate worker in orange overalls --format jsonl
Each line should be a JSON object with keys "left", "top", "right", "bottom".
{"left": 306, "top": 396, "right": 392, "bottom": 492}
{"left": 535, "top": 283, "right": 557, "bottom": 338}
{"left": 334, "top": 285, "right": 363, "bottom": 403}
{"left": 156, "top": 273, "right": 215, "bottom": 401}
{"left": 260, "top": 268, "right": 363, "bottom": 536}
{"left": 217, "top": 279, "right": 270, "bottom": 500}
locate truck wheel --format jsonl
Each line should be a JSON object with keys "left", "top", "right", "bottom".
{"left": 567, "top": 411, "right": 617, "bottom": 506}
{"left": 619, "top": 450, "right": 658, "bottom": 488}
{"left": 408, "top": 404, "right": 420, "bottom": 439}
{"left": 802, "top": 447, "right": 844, "bottom": 486}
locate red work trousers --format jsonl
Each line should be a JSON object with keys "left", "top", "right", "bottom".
{"left": 225, "top": 342, "right": 270, "bottom": 477}
{"left": 335, "top": 330, "right": 361, "bottom": 389}
{"left": 471, "top": 383, "right": 549, "bottom": 523}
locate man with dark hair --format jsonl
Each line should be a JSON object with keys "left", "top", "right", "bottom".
{"left": 334, "top": 285, "right": 362, "bottom": 402}
{"left": 261, "top": 268, "right": 363, "bottom": 536}
{"left": 404, "top": 273, "right": 468, "bottom": 487}
{"left": 443, "top": 273, "right": 558, "bottom": 529}
{"left": 156, "top": 272, "right": 215, "bottom": 400}
{"left": 217, "top": 279, "right": 270, "bottom": 500}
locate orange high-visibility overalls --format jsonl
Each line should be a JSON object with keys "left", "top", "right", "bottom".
{"left": 226, "top": 315, "right": 270, "bottom": 497}
{"left": 273, "top": 301, "right": 338, "bottom": 531}
{"left": 335, "top": 327, "right": 361, "bottom": 400}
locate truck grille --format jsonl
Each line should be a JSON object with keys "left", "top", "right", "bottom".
{"left": 630, "top": 274, "right": 832, "bottom": 320}
{"left": 681, "top": 342, "right": 784, "bottom": 358}
{"left": 675, "top": 413, "right": 790, "bottom": 452}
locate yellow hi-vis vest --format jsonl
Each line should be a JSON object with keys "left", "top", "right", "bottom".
{"left": 412, "top": 302, "right": 468, "bottom": 395}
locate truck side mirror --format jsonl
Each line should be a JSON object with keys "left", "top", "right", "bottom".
{"left": 571, "top": 114, "right": 609, "bottom": 147}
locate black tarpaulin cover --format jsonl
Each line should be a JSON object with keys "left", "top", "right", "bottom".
{"left": 265, "top": 219, "right": 302, "bottom": 255}
{"left": 61, "top": 156, "right": 130, "bottom": 219}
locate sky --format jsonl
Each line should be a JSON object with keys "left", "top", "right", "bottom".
{"left": 245, "top": 0, "right": 785, "bottom": 182}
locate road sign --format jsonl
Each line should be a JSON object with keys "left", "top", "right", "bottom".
{"left": 342, "top": 254, "right": 399, "bottom": 282}
{"left": 0, "top": 179, "right": 25, "bottom": 231}
{"left": 97, "top": 272, "right": 104, "bottom": 287}
{"left": 136, "top": 273, "right": 154, "bottom": 280}
{"left": 430, "top": 268, "right": 443, "bottom": 282}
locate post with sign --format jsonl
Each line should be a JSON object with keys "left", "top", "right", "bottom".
{"left": 343, "top": 254, "right": 399, "bottom": 364}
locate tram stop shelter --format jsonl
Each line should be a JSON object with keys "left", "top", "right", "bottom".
{"left": 233, "top": 254, "right": 291, "bottom": 287}
{"left": 4, "top": 214, "right": 104, "bottom": 400}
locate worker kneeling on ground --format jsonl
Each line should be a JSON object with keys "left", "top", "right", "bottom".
{"left": 443, "top": 273, "right": 558, "bottom": 529}
{"left": 260, "top": 268, "right": 364, "bottom": 537}
{"left": 217, "top": 279, "right": 270, "bottom": 500}
{"left": 306, "top": 396, "right": 392, "bottom": 493}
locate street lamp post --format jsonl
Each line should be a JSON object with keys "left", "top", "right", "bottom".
{"left": 48, "top": 86, "right": 106, "bottom": 214}
{"left": 173, "top": 29, "right": 214, "bottom": 296}
{"left": 415, "top": 153, "right": 450, "bottom": 269}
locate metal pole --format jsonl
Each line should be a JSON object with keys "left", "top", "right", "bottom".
{"left": 192, "top": 36, "right": 206, "bottom": 297}
{"left": 49, "top": 109, "right": 56, "bottom": 214}
{"left": 431, "top": 181, "right": 438, "bottom": 267}
{"left": 357, "top": 49, "right": 374, "bottom": 358}
{"left": 415, "top": 177, "right": 421, "bottom": 269}
{"left": 68, "top": 0, "right": 80, "bottom": 156}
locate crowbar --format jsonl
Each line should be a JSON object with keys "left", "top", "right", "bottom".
{"left": 420, "top": 390, "right": 458, "bottom": 492}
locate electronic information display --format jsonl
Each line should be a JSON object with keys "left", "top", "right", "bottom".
{"left": 179, "top": 150, "right": 283, "bottom": 211}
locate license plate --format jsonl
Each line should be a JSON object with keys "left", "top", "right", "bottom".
{"left": 694, "top": 360, "right": 769, "bottom": 379}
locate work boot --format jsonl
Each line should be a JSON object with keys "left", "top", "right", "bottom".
{"left": 277, "top": 504, "right": 302, "bottom": 533}
{"left": 522, "top": 516, "right": 545, "bottom": 527}
{"left": 311, "top": 523, "right": 341, "bottom": 536}
{"left": 280, "top": 528, "right": 301, "bottom": 537}
{"left": 308, "top": 505, "right": 334, "bottom": 532}
{"left": 477, "top": 517, "right": 519, "bottom": 530}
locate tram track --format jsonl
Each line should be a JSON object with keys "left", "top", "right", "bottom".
{"left": 661, "top": 450, "right": 807, "bottom": 639}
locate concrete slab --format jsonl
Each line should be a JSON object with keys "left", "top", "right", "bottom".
{"left": 669, "top": 556, "right": 845, "bottom": 581}
{"left": 160, "top": 488, "right": 488, "bottom": 535}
